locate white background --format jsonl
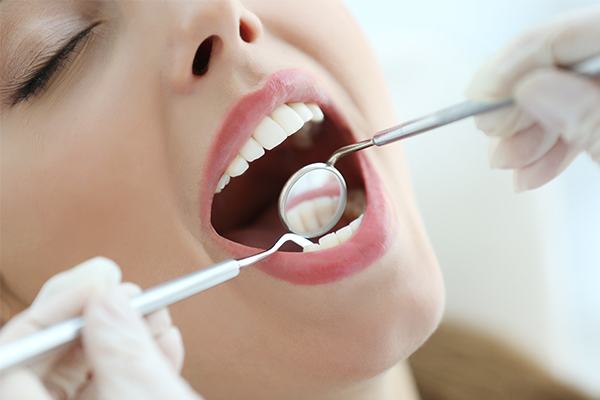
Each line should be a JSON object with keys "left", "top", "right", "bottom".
{"left": 345, "top": 0, "right": 600, "bottom": 395}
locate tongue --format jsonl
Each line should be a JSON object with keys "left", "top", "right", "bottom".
{"left": 226, "top": 203, "right": 288, "bottom": 249}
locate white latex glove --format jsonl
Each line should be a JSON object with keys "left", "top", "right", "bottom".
{"left": 0, "top": 258, "right": 202, "bottom": 399}
{"left": 467, "top": 6, "right": 600, "bottom": 191}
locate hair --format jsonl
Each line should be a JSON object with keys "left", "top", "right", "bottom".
{"left": 409, "top": 322, "right": 592, "bottom": 400}
{"left": 0, "top": 274, "right": 25, "bottom": 326}
{"left": 0, "top": 279, "right": 591, "bottom": 399}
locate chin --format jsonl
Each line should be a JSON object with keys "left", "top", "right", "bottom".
{"left": 294, "top": 220, "right": 445, "bottom": 383}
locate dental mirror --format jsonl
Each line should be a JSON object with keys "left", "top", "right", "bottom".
{"left": 279, "top": 55, "right": 600, "bottom": 238}
{"left": 278, "top": 163, "right": 347, "bottom": 238}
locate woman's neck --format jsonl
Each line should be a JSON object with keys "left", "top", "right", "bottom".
{"left": 313, "top": 361, "right": 421, "bottom": 400}
{"left": 185, "top": 359, "right": 420, "bottom": 400}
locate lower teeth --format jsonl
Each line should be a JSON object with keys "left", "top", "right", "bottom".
{"left": 303, "top": 213, "right": 363, "bottom": 253}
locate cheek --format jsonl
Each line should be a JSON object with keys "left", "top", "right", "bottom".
{"left": 0, "top": 82, "right": 179, "bottom": 298}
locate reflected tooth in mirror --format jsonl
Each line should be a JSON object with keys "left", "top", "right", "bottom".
{"left": 286, "top": 208, "right": 305, "bottom": 233}
{"left": 289, "top": 102, "right": 313, "bottom": 122}
{"left": 314, "top": 197, "right": 338, "bottom": 226}
{"left": 253, "top": 117, "right": 287, "bottom": 150}
{"left": 239, "top": 137, "right": 265, "bottom": 162}
{"left": 226, "top": 155, "right": 249, "bottom": 177}
{"left": 318, "top": 232, "right": 340, "bottom": 249}
{"left": 271, "top": 105, "right": 304, "bottom": 136}
{"left": 298, "top": 202, "right": 321, "bottom": 233}
{"left": 307, "top": 103, "right": 324, "bottom": 122}
{"left": 336, "top": 225, "right": 353, "bottom": 243}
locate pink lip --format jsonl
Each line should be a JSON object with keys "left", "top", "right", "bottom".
{"left": 200, "top": 69, "right": 395, "bottom": 285}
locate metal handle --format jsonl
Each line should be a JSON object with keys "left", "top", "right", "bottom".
{"left": 372, "top": 55, "right": 600, "bottom": 147}
{"left": 131, "top": 259, "right": 240, "bottom": 315}
{"left": 0, "top": 259, "right": 240, "bottom": 373}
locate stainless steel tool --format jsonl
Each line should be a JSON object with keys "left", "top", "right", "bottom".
{"left": 0, "top": 233, "right": 312, "bottom": 373}
{"left": 278, "top": 55, "right": 600, "bottom": 238}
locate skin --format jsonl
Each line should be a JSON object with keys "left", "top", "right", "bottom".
{"left": 0, "top": 1, "right": 444, "bottom": 399}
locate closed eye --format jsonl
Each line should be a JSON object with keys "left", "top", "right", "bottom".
{"left": 9, "top": 22, "right": 100, "bottom": 106}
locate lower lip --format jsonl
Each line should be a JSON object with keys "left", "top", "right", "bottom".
{"left": 210, "top": 153, "right": 395, "bottom": 285}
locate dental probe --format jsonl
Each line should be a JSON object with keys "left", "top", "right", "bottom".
{"left": 0, "top": 233, "right": 312, "bottom": 373}
{"left": 326, "top": 55, "right": 600, "bottom": 166}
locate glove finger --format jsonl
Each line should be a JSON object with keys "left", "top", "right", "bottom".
{"left": 118, "top": 283, "right": 185, "bottom": 372}
{"left": 0, "top": 258, "right": 121, "bottom": 382}
{"left": 513, "top": 138, "right": 579, "bottom": 192}
{"left": 490, "top": 124, "right": 559, "bottom": 169}
{"left": 154, "top": 326, "right": 185, "bottom": 373}
{"left": 43, "top": 345, "right": 90, "bottom": 400}
{"left": 83, "top": 287, "right": 196, "bottom": 399}
{"left": 467, "top": 6, "right": 600, "bottom": 100}
{"left": 33, "top": 257, "right": 121, "bottom": 306}
{"left": 473, "top": 107, "right": 535, "bottom": 139}
{"left": 515, "top": 68, "right": 600, "bottom": 146}
{"left": 0, "top": 258, "right": 121, "bottom": 344}
{"left": 0, "top": 369, "right": 52, "bottom": 400}
{"left": 145, "top": 309, "right": 185, "bottom": 372}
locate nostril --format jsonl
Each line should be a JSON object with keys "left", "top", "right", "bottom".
{"left": 239, "top": 19, "right": 256, "bottom": 43}
{"left": 192, "top": 36, "right": 215, "bottom": 77}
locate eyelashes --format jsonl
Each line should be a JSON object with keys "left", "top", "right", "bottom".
{"left": 9, "top": 22, "right": 100, "bottom": 106}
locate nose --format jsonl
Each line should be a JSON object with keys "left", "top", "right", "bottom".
{"left": 167, "top": 0, "right": 263, "bottom": 92}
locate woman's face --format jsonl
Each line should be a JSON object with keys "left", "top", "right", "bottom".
{"left": 1, "top": 0, "right": 444, "bottom": 398}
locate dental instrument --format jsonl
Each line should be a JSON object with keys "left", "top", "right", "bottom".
{"left": 0, "top": 233, "right": 312, "bottom": 373}
{"left": 279, "top": 55, "right": 600, "bottom": 237}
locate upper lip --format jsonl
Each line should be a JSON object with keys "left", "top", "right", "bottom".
{"left": 200, "top": 69, "right": 394, "bottom": 285}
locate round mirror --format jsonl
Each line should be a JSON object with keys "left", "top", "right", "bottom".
{"left": 279, "top": 163, "right": 347, "bottom": 238}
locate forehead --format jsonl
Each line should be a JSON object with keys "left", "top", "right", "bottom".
{"left": 0, "top": 0, "right": 103, "bottom": 46}
{"left": 0, "top": 0, "right": 103, "bottom": 23}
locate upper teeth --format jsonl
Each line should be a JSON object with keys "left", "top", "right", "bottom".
{"left": 215, "top": 102, "right": 325, "bottom": 193}
{"left": 285, "top": 196, "right": 339, "bottom": 234}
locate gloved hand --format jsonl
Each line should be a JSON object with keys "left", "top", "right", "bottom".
{"left": 0, "top": 258, "right": 202, "bottom": 399}
{"left": 467, "top": 6, "right": 600, "bottom": 191}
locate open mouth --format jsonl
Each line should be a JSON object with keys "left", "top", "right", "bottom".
{"left": 211, "top": 101, "right": 366, "bottom": 252}
{"left": 202, "top": 70, "right": 393, "bottom": 284}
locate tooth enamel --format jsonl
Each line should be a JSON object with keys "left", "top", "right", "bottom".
{"left": 226, "top": 155, "right": 249, "bottom": 178}
{"left": 350, "top": 214, "right": 363, "bottom": 232}
{"left": 271, "top": 105, "right": 305, "bottom": 136}
{"left": 218, "top": 102, "right": 326, "bottom": 194}
{"left": 314, "top": 197, "right": 338, "bottom": 226}
{"left": 304, "top": 243, "right": 321, "bottom": 253}
{"left": 253, "top": 116, "right": 287, "bottom": 150}
{"left": 215, "top": 174, "right": 230, "bottom": 194}
{"left": 286, "top": 208, "right": 305, "bottom": 233}
{"left": 298, "top": 202, "right": 321, "bottom": 233}
{"left": 302, "top": 214, "right": 365, "bottom": 252}
{"left": 307, "top": 103, "right": 324, "bottom": 122}
{"left": 336, "top": 224, "right": 353, "bottom": 243}
{"left": 318, "top": 232, "right": 340, "bottom": 249}
{"left": 289, "top": 102, "right": 313, "bottom": 122}
{"left": 239, "top": 137, "right": 265, "bottom": 162}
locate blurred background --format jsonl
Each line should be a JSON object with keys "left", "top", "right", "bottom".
{"left": 345, "top": 0, "right": 600, "bottom": 396}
